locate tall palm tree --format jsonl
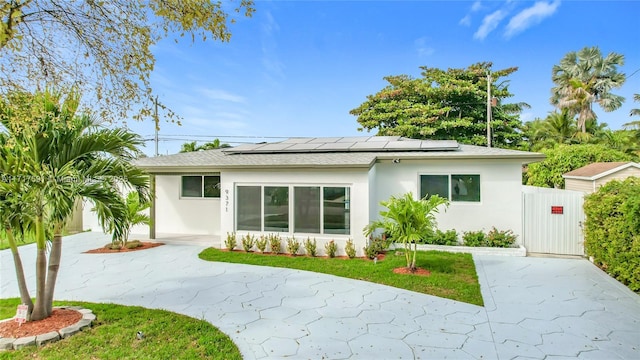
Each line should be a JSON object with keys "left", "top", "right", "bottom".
{"left": 551, "top": 46, "right": 626, "bottom": 133}
{"left": 0, "top": 90, "right": 149, "bottom": 321}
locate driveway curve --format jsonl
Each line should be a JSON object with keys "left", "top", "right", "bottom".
{"left": 1, "top": 232, "right": 639, "bottom": 359}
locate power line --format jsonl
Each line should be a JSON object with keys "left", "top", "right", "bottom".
{"left": 626, "top": 67, "right": 640, "bottom": 79}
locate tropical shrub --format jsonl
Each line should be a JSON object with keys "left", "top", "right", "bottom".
{"left": 303, "top": 237, "right": 317, "bottom": 257}
{"left": 462, "top": 230, "right": 487, "bottom": 247}
{"left": 486, "top": 227, "right": 517, "bottom": 248}
{"left": 99, "top": 191, "right": 150, "bottom": 248}
{"left": 363, "top": 236, "right": 387, "bottom": 259}
{"left": 268, "top": 234, "right": 282, "bottom": 254}
{"left": 345, "top": 239, "right": 356, "bottom": 258}
{"left": 286, "top": 236, "right": 301, "bottom": 256}
{"left": 424, "top": 229, "right": 459, "bottom": 246}
{"left": 241, "top": 234, "right": 256, "bottom": 252}
{"left": 324, "top": 240, "right": 337, "bottom": 258}
{"left": 364, "top": 192, "right": 448, "bottom": 270}
{"left": 256, "top": 235, "right": 267, "bottom": 253}
{"left": 584, "top": 178, "right": 640, "bottom": 292}
{"left": 224, "top": 232, "right": 237, "bottom": 251}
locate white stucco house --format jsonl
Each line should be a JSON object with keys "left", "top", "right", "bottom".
{"left": 126, "top": 136, "right": 543, "bottom": 256}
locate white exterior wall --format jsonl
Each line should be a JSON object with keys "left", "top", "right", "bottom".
{"left": 220, "top": 168, "right": 370, "bottom": 256}
{"left": 154, "top": 175, "right": 220, "bottom": 235}
{"left": 371, "top": 159, "right": 525, "bottom": 243}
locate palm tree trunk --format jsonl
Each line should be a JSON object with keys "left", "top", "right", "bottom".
{"left": 31, "top": 215, "right": 49, "bottom": 321}
{"left": 44, "top": 229, "right": 63, "bottom": 315}
{"left": 411, "top": 242, "right": 417, "bottom": 271}
{"left": 5, "top": 227, "right": 33, "bottom": 314}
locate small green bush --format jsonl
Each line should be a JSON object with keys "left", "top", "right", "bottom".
{"left": 425, "top": 229, "right": 459, "bottom": 246}
{"left": 584, "top": 177, "right": 640, "bottom": 292}
{"left": 325, "top": 240, "right": 337, "bottom": 258}
{"left": 345, "top": 238, "right": 356, "bottom": 258}
{"left": 303, "top": 237, "right": 317, "bottom": 257}
{"left": 286, "top": 236, "right": 301, "bottom": 256}
{"left": 225, "top": 232, "right": 237, "bottom": 251}
{"left": 241, "top": 234, "right": 256, "bottom": 252}
{"left": 462, "top": 230, "right": 487, "bottom": 247}
{"left": 268, "top": 234, "right": 282, "bottom": 254}
{"left": 125, "top": 240, "right": 142, "bottom": 249}
{"left": 486, "top": 227, "right": 517, "bottom": 248}
{"left": 256, "top": 235, "right": 268, "bottom": 253}
{"left": 363, "top": 236, "right": 386, "bottom": 259}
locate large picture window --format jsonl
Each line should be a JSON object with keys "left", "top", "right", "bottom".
{"left": 420, "top": 174, "right": 480, "bottom": 202}
{"left": 264, "top": 186, "right": 289, "bottom": 232}
{"left": 237, "top": 186, "right": 261, "bottom": 231}
{"left": 235, "top": 184, "right": 350, "bottom": 235}
{"left": 181, "top": 175, "right": 220, "bottom": 198}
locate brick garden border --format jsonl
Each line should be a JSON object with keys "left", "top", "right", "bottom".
{"left": 0, "top": 306, "right": 95, "bottom": 351}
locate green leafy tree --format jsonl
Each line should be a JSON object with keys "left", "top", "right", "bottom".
{"left": 526, "top": 144, "right": 632, "bottom": 188}
{"left": 99, "top": 192, "right": 151, "bottom": 247}
{"left": 350, "top": 62, "right": 527, "bottom": 148}
{"left": 364, "top": 192, "right": 448, "bottom": 271}
{"left": 0, "top": 89, "right": 149, "bottom": 321}
{"left": 179, "top": 138, "right": 230, "bottom": 153}
{"left": 0, "top": 1, "right": 254, "bottom": 124}
{"left": 551, "top": 46, "right": 626, "bottom": 133}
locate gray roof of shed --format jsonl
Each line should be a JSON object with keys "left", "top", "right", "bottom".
{"left": 135, "top": 136, "right": 544, "bottom": 173}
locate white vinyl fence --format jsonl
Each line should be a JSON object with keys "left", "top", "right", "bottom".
{"left": 522, "top": 186, "right": 585, "bottom": 256}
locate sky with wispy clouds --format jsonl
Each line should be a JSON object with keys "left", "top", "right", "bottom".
{"left": 132, "top": 0, "right": 640, "bottom": 155}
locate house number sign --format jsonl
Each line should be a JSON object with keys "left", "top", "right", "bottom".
{"left": 15, "top": 304, "right": 28, "bottom": 325}
{"left": 225, "top": 189, "right": 230, "bottom": 213}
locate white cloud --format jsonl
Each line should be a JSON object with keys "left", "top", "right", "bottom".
{"left": 459, "top": 15, "right": 471, "bottom": 27}
{"left": 474, "top": 10, "right": 508, "bottom": 40}
{"left": 198, "top": 88, "right": 246, "bottom": 103}
{"left": 471, "top": 0, "right": 482, "bottom": 12}
{"left": 414, "top": 37, "right": 435, "bottom": 57}
{"left": 505, "top": 0, "right": 561, "bottom": 38}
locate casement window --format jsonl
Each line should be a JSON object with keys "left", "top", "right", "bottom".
{"left": 236, "top": 185, "right": 350, "bottom": 235}
{"left": 181, "top": 175, "right": 221, "bottom": 198}
{"left": 420, "top": 174, "right": 480, "bottom": 202}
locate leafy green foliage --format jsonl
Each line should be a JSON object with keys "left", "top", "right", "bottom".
{"left": 486, "top": 227, "right": 517, "bottom": 248}
{"left": 199, "top": 248, "right": 483, "bottom": 306}
{"left": 99, "top": 191, "right": 150, "bottom": 247}
{"left": 224, "top": 232, "right": 237, "bottom": 251}
{"left": 241, "top": 234, "right": 255, "bottom": 252}
{"left": 179, "top": 139, "right": 231, "bottom": 153}
{"left": 350, "top": 62, "right": 527, "bottom": 148}
{"left": 584, "top": 178, "right": 640, "bottom": 292}
{"left": 365, "top": 192, "right": 449, "bottom": 270}
{"left": 423, "top": 229, "right": 459, "bottom": 246}
{"left": 526, "top": 144, "right": 631, "bottom": 188}
{"left": 256, "top": 235, "right": 267, "bottom": 253}
{"left": 462, "top": 230, "right": 488, "bottom": 247}
{"left": 324, "top": 240, "right": 338, "bottom": 258}
{"left": 551, "top": 46, "right": 626, "bottom": 132}
{"left": 363, "top": 236, "right": 388, "bottom": 259}
{"left": 303, "top": 237, "right": 317, "bottom": 257}
{"left": 268, "top": 233, "right": 282, "bottom": 254}
{"left": 345, "top": 239, "right": 356, "bottom": 259}
{"left": 0, "top": 299, "right": 241, "bottom": 360}
{"left": 0, "top": 1, "right": 255, "bottom": 124}
{"left": 286, "top": 236, "right": 301, "bottom": 255}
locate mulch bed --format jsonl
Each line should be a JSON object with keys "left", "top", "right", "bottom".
{"left": 0, "top": 308, "right": 82, "bottom": 338}
{"left": 84, "top": 242, "right": 164, "bottom": 254}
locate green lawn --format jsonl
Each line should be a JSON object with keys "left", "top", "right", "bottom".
{"left": 0, "top": 299, "right": 241, "bottom": 360}
{"left": 199, "top": 249, "right": 484, "bottom": 306}
{"left": 0, "top": 238, "right": 36, "bottom": 251}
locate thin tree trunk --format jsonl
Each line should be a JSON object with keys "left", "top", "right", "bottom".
{"left": 31, "top": 216, "right": 49, "bottom": 321}
{"left": 44, "top": 228, "right": 63, "bottom": 315}
{"left": 5, "top": 227, "right": 33, "bottom": 315}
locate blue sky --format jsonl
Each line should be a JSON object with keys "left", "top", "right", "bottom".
{"left": 132, "top": 0, "right": 640, "bottom": 155}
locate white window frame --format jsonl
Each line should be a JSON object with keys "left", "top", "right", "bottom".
{"left": 180, "top": 175, "right": 221, "bottom": 199}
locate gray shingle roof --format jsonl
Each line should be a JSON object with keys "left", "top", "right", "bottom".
{"left": 135, "top": 137, "right": 544, "bottom": 173}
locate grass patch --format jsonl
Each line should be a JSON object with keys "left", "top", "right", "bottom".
{"left": 199, "top": 249, "right": 483, "bottom": 306}
{"left": 0, "top": 298, "right": 240, "bottom": 360}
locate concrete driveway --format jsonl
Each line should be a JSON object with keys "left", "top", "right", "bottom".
{"left": 1, "top": 232, "right": 639, "bottom": 359}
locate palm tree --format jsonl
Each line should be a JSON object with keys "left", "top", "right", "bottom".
{"left": 364, "top": 192, "right": 448, "bottom": 271}
{"left": 0, "top": 89, "right": 149, "bottom": 321}
{"left": 180, "top": 138, "right": 231, "bottom": 152}
{"left": 99, "top": 191, "right": 150, "bottom": 248}
{"left": 551, "top": 46, "right": 626, "bottom": 133}
{"left": 179, "top": 141, "right": 199, "bottom": 153}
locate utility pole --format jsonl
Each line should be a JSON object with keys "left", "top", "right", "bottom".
{"left": 154, "top": 96, "right": 159, "bottom": 157}
{"left": 486, "top": 72, "right": 492, "bottom": 148}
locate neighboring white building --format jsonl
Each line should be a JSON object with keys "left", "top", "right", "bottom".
{"left": 563, "top": 162, "right": 640, "bottom": 194}
{"left": 128, "top": 136, "right": 543, "bottom": 256}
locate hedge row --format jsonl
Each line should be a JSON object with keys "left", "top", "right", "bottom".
{"left": 584, "top": 177, "right": 640, "bottom": 292}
